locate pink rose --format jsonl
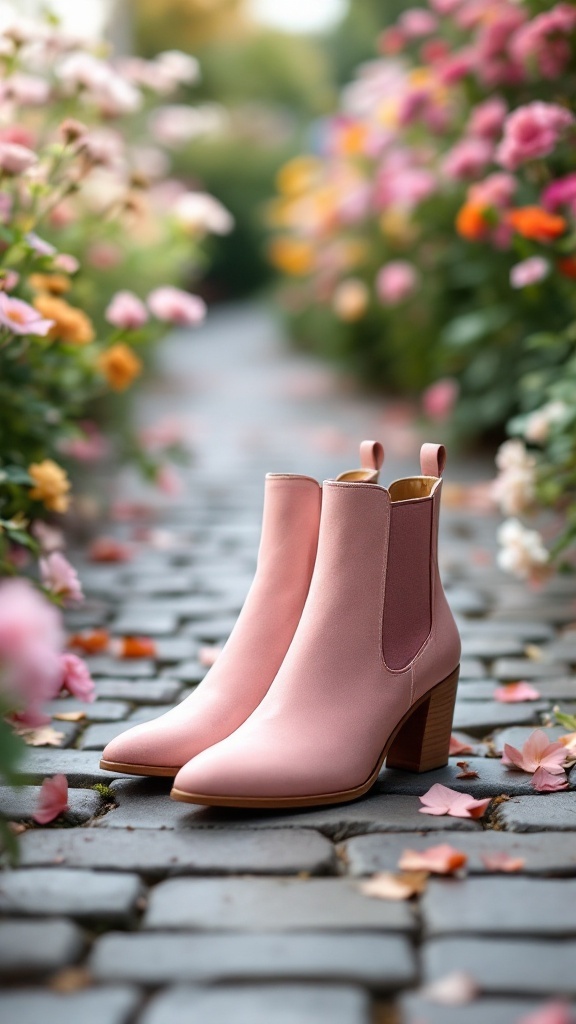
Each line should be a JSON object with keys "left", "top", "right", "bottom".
{"left": 40, "top": 552, "right": 84, "bottom": 605}
{"left": 147, "top": 286, "right": 207, "bottom": 326}
{"left": 510, "top": 256, "right": 550, "bottom": 289}
{"left": 398, "top": 8, "right": 438, "bottom": 37}
{"left": 443, "top": 138, "right": 493, "bottom": 180}
{"left": 467, "top": 97, "right": 508, "bottom": 139}
{"left": 497, "top": 102, "right": 574, "bottom": 171}
{"left": 422, "top": 378, "right": 459, "bottom": 421}
{"left": 0, "top": 579, "right": 63, "bottom": 719}
{"left": 0, "top": 141, "right": 37, "bottom": 175}
{"left": 542, "top": 173, "right": 576, "bottom": 213}
{"left": 511, "top": 4, "right": 576, "bottom": 79}
{"left": 0, "top": 293, "right": 54, "bottom": 336}
{"left": 105, "top": 290, "right": 148, "bottom": 330}
{"left": 376, "top": 261, "right": 419, "bottom": 306}
{"left": 469, "top": 172, "right": 517, "bottom": 209}
{"left": 60, "top": 653, "right": 95, "bottom": 702}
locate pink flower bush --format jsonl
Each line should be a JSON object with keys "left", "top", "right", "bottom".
{"left": 0, "top": 579, "right": 63, "bottom": 724}
{"left": 466, "top": 96, "right": 507, "bottom": 140}
{"left": 59, "top": 653, "right": 95, "bottom": 702}
{"left": 542, "top": 173, "right": 576, "bottom": 214}
{"left": 40, "top": 552, "right": 84, "bottom": 605}
{"left": 511, "top": 4, "right": 576, "bottom": 79}
{"left": 443, "top": 138, "right": 493, "bottom": 180}
{"left": 148, "top": 286, "right": 207, "bottom": 326}
{"left": 510, "top": 256, "right": 550, "bottom": 289}
{"left": 33, "top": 774, "right": 69, "bottom": 824}
{"left": 376, "top": 262, "right": 418, "bottom": 306}
{"left": 502, "top": 729, "right": 569, "bottom": 792}
{"left": 105, "top": 290, "right": 149, "bottom": 330}
{"left": 497, "top": 102, "right": 574, "bottom": 170}
{"left": 0, "top": 293, "right": 54, "bottom": 336}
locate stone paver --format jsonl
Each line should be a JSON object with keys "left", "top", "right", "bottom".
{"left": 17, "top": 826, "right": 336, "bottom": 877}
{"left": 0, "top": 988, "right": 140, "bottom": 1024}
{"left": 491, "top": 725, "right": 566, "bottom": 755}
{"left": 376, "top": 757, "right": 563, "bottom": 797}
{"left": 44, "top": 698, "right": 131, "bottom": 721}
{"left": 0, "top": 919, "right": 83, "bottom": 977}
{"left": 17, "top": 749, "right": 129, "bottom": 785}
{"left": 94, "top": 679, "right": 183, "bottom": 703}
{"left": 90, "top": 932, "right": 417, "bottom": 990}
{"left": 400, "top": 996, "right": 555, "bottom": 1024}
{"left": 98, "top": 782, "right": 482, "bottom": 837}
{"left": 500, "top": 792, "right": 576, "bottom": 831}
{"left": 0, "top": 868, "right": 143, "bottom": 923}
{"left": 452, "top": 700, "right": 550, "bottom": 734}
{"left": 423, "top": 937, "right": 576, "bottom": 995}
{"left": 422, "top": 877, "right": 576, "bottom": 936}
{"left": 0, "top": 785, "right": 101, "bottom": 824}
{"left": 143, "top": 877, "right": 415, "bottom": 932}
{"left": 344, "top": 830, "right": 576, "bottom": 876}
{"left": 140, "top": 984, "right": 371, "bottom": 1024}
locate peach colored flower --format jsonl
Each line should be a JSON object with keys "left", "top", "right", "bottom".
{"left": 419, "top": 783, "right": 491, "bottom": 819}
{"left": 0, "top": 293, "right": 54, "bottom": 336}
{"left": 503, "top": 729, "right": 569, "bottom": 791}
{"left": 98, "top": 343, "right": 142, "bottom": 391}
{"left": 29, "top": 459, "right": 71, "bottom": 514}
{"left": 33, "top": 774, "right": 69, "bottom": 824}
{"left": 33, "top": 295, "right": 94, "bottom": 346}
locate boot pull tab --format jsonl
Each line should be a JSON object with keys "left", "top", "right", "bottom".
{"left": 360, "top": 440, "right": 385, "bottom": 473}
{"left": 420, "top": 443, "right": 446, "bottom": 478}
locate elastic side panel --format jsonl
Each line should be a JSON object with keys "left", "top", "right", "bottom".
{"left": 382, "top": 499, "right": 433, "bottom": 670}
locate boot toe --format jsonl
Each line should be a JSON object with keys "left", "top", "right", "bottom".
{"left": 101, "top": 721, "right": 179, "bottom": 771}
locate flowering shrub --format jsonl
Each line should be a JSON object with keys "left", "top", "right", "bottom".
{"left": 0, "top": 10, "right": 233, "bottom": 807}
{"left": 269, "top": 0, "right": 576, "bottom": 574}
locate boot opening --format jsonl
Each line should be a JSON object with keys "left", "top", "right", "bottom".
{"left": 389, "top": 476, "right": 440, "bottom": 502}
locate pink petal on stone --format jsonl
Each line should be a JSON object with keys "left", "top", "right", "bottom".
{"left": 494, "top": 681, "right": 541, "bottom": 702}
{"left": 419, "top": 783, "right": 490, "bottom": 819}
{"left": 33, "top": 774, "right": 69, "bottom": 824}
{"left": 531, "top": 767, "right": 569, "bottom": 792}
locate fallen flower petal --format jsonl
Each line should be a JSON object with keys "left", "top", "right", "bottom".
{"left": 60, "top": 653, "right": 95, "bottom": 702}
{"left": 494, "top": 681, "right": 541, "bottom": 703}
{"left": 112, "top": 636, "right": 156, "bottom": 659}
{"left": 88, "top": 537, "right": 133, "bottom": 562}
{"left": 421, "top": 971, "right": 479, "bottom": 1006}
{"left": 480, "top": 852, "right": 526, "bottom": 872}
{"left": 516, "top": 1000, "right": 576, "bottom": 1024}
{"left": 68, "top": 629, "right": 110, "bottom": 654}
{"left": 398, "top": 843, "right": 467, "bottom": 875}
{"left": 33, "top": 774, "right": 69, "bottom": 824}
{"left": 419, "top": 783, "right": 491, "bottom": 819}
{"left": 531, "top": 766, "right": 569, "bottom": 792}
{"left": 503, "top": 729, "right": 567, "bottom": 774}
{"left": 449, "top": 734, "right": 473, "bottom": 756}
{"left": 359, "top": 870, "right": 428, "bottom": 901}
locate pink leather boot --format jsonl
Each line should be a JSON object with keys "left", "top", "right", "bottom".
{"left": 100, "top": 441, "right": 385, "bottom": 776}
{"left": 171, "top": 443, "right": 461, "bottom": 807}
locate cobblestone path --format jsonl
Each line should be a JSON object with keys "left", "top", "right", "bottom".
{"left": 1, "top": 304, "right": 576, "bottom": 1024}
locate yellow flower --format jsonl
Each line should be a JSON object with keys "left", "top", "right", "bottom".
{"left": 29, "top": 273, "right": 71, "bottom": 295}
{"left": 28, "top": 459, "right": 71, "bottom": 513}
{"left": 268, "top": 237, "right": 315, "bottom": 276}
{"left": 33, "top": 295, "right": 94, "bottom": 345}
{"left": 276, "top": 156, "right": 323, "bottom": 197}
{"left": 98, "top": 343, "right": 142, "bottom": 391}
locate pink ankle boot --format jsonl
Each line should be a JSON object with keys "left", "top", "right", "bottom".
{"left": 171, "top": 443, "right": 461, "bottom": 807}
{"left": 100, "top": 441, "right": 385, "bottom": 777}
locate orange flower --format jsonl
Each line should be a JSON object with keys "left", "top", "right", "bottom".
{"left": 98, "top": 343, "right": 142, "bottom": 391}
{"left": 456, "top": 202, "right": 490, "bottom": 241}
{"left": 557, "top": 256, "right": 576, "bottom": 279}
{"left": 34, "top": 295, "right": 94, "bottom": 345}
{"left": 29, "top": 273, "right": 71, "bottom": 295}
{"left": 28, "top": 459, "right": 70, "bottom": 513}
{"left": 268, "top": 237, "right": 315, "bottom": 276}
{"left": 507, "top": 206, "right": 567, "bottom": 243}
{"left": 276, "top": 156, "right": 323, "bottom": 197}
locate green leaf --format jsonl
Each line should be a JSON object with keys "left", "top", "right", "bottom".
{"left": 441, "top": 307, "right": 511, "bottom": 347}
{"left": 0, "top": 466, "right": 33, "bottom": 485}
{"left": 555, "top": 711, "right": 576, "bottom": 731}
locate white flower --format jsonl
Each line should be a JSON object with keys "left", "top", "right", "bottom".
{"left": 57, "top": 52, "right": 141, "bottom": 117}
{"left": 492, "top": 439, "right": 536, "bottom": 515}
{"left": 524, "top": 401, "right": 568, "bottom": 444}
{"left": 497, "top": 518, "right": 549, "bottom": 582}
{"left": 155, "top": 51, "right": 200, "bottom": 86}
{"left": 173, "top": 192, "right": 234, "bottom": 235}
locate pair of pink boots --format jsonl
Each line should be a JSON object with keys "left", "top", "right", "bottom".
{"left": 101, "top": 440, "right": 461, "bottom": 809}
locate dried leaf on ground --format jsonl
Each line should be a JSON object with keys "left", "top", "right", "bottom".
{"left": 18, "top": 725, "right": 65, "bottom": 747}
{"left": 359, "top": 870, "right": 428, "bottom": 901}
{"left": 68, "top": 629, "right": 110, "bottom": 654}
{"left": 455, "top": 760, "right": 480, "bottom": 779}
{"left": 53, "top": 710, "right": 86, "bottom": 722}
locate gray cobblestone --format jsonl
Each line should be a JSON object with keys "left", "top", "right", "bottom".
{"left": 44, "top": 698, "right": 131, "bottom": 721}
{"left": 90, "top": 932, "right": 417, "bottom": 989}
{"left": 17, "top": 749, "right": 127, "bottom": 785}
{"left": 376, "top": 757, "right": 557, "bottom": 796}
{"left": 423, "top": 937, "right": 576, "bottom": 995}
{"left": 400, "top": 996, "right": 554, "bottom": 1024}
{"left": 0, "top": 919, "right": 83, "bottom": 977}
{"left": 18, "top": 826, "right": 336, "bottom": 877}
{"left": 452, "top": 700, "right": 550, "bottom": 734}
{"left": 95, "top": 679, "right": 182, "bottom": 703}
{"left": 0, "top": 987, "right": 140, "bottom": 1024}
{"left": 140, "top": 984, "right": 371, "bottom": 1024}
{"left": 500, "top": 792, "right": 576, "bottom": 831}
{"left": 343, "top": 831, "right": 576, "bottom": 877}
{"left": 0, "top": 785, "right": 101, "bottom": 824}
{"left": 86, "top": 657, "right": 155, "bottom": 678}
{"left": 0, "top": 868, "right": 143, "bottom": 923}
{"left": 144, "top": 877, "right": 415, "bottom": 932}
{"left": 422, "top": 877, "right": 576, "bottom": 936}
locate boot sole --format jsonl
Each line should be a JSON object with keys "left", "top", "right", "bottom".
{"left": 99, "top": 759, "right": 180, "bottom": 777}
{"left": 170, "top": 666, "right": 460, "bottom": 809}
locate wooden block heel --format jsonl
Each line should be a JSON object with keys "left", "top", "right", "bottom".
{"left": 385, "top": 666, "right": 460, "bottom": 773}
